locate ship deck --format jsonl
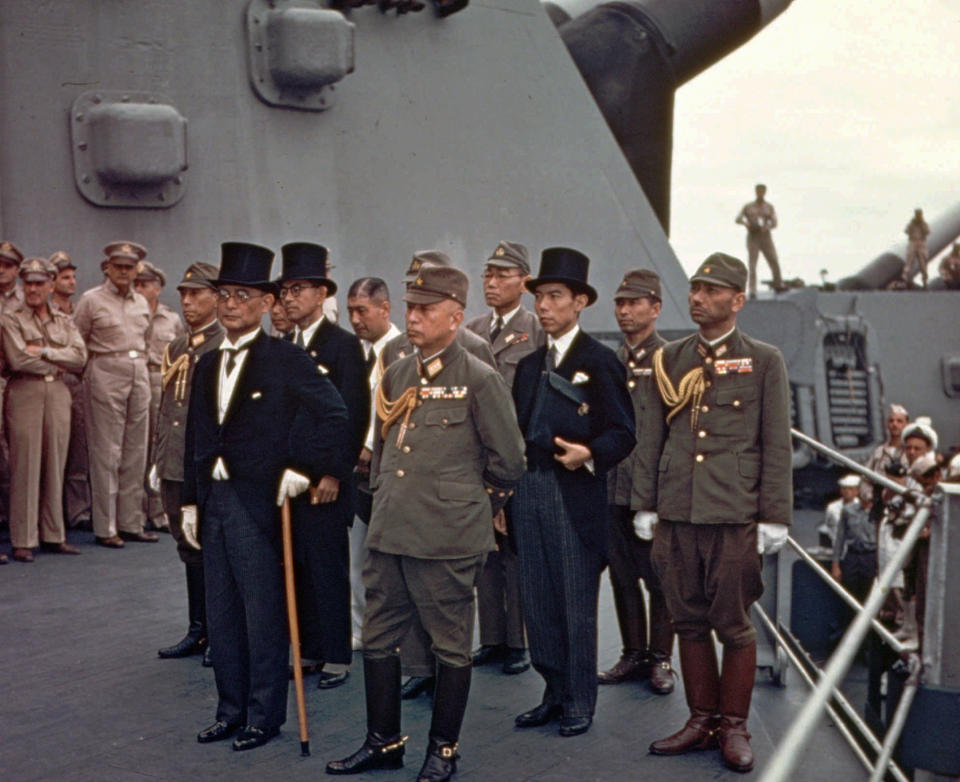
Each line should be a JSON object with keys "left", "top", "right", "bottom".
{"left": 1, "top": 510, "right": 866, "bottom": 781}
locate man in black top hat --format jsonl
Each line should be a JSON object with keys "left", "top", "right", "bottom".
{"left": 279, "top": 242, "right": 369, "bottom": 689}
{"left": 511, "top": 247, "right": 635, "bottom": 737}
{"left": 180, "top": 242, "right": 351, "bottom": 752}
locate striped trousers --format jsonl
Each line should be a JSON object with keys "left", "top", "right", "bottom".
{"left": 514, "top": 468, "right": 605, "bottom": 719}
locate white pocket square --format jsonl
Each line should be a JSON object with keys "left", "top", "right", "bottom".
{"left": 317, "top": 364, "right": 330, "bottom": 375}
{"left": 572, "top": 371, "right": 590, "bottom": 385}
{"left": 251, "top": 391, "right": 262, "bottom": 399}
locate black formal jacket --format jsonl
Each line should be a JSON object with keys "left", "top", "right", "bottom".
{"left": 302, "top": 317, "right": 370, "bottom": 465}
{"left": 512, "top": 328, "right": 635, "bottom": 557}
{"left": 182, "top": 331, "right": 352, "bottom": 538}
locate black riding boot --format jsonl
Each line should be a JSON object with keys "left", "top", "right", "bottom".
{"left": 326, "top": 655, "right": 405, "bottom": 775}
{"left": 417, "top": 662, "right": 472, "bottom": 782}
{"left": 158, "top": 562, "right": 207, "bottom": 658}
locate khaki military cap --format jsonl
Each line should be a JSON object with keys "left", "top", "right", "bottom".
{"left": 690, "top": 252, "right": 747, "bottom": 291}
{"left": 135, "top": 261, "right": 166, "bottom": 286}
{"left": 103, "top": 240, "right": 147, "bottom": 264}
{"left": 615, "top": 268, "right": 662, "bottom": 301}
{"left": 405, "top": 265, "right": 468, "bottom": 307}
{"left": 177, "top": 262, "right": 220, "bottom": 291}
{"left": 404, "top": 250, "right": 451, "bottom": 283}
{"left": 0, "top": 241, "right": 24, "bottom": 266}
{"left": 19, "top": 257, "right": 57, "bottom": 283}
{"left": 486, "top": 241, "right": 531, "bottom": 274}
{"left": 49, "top": 251, "right": 76, "bottom": 272}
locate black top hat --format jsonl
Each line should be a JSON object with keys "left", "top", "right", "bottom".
{"left": 214, "top": 242, "right": 275, "bottom": 289}
{"left": 525, "top": 246, "right": 597, "bottom": 305}
{"left": 279, "top": 242, "right": 337, "bottom": 296}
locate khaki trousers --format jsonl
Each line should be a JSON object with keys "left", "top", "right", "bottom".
{"left": 5, "top": 377, "right": 72, "bottom": 548}
{"left": 83, "top": 355, "right": 150, "bottom": 538}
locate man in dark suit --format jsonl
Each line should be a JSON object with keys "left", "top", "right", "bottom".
{"left": 511, "top": 247, "right": 635, "bottom": 737}
{"left": 279, "top": 242, "right": 370, "bottom": 689}
{"left": 465, "top": 240, "right": 543, "bottom": 676}
{"left": 180, "top": 242, "right": 351, "bottom": 752}
{"left": 643, "top": 253, "right": 792, "bottom": 773}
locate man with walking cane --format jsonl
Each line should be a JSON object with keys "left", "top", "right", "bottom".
{"left": 180, "top": 242, "right": 351, "bottom": 752}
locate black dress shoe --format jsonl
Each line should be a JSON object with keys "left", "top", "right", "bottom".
{"left": 502, "top": 647, "right": 530, "bottom": 675}
{"left": 559, "top": 716, "right": 592, "bottom": 737}
{"left": 326, "top": 732, "right": 406, "bottom": 775}
{"left": 197, "top": 720, "right": 240, "bottom": 743}
{"left": 400, "top": 675, "right": 435, "bottom": 700}
{"left": 232, "top": 725, "right": 279, "bottom": 751}
{"left": 515, "top": 702, "right": 562, "bottom": 728}
{"left": 202, "top": 646, "right": 213, "bottom": 667}
{"left": 416, "top": 740, "right": 458, "bottom": 782}
{"left": 471, "top": 643, "right": 507, "bottom": 666}
{"left": 158, "top": 634, "right": 206, "bottom": 659}
{"left": 317, "top": 670, "right": 350, "bottom": 689}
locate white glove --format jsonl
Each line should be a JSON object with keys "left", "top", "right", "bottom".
{"left": 181, "top": 505, "right": 200, "bottom": 550}
{"left": 276, "top": 468, "right": 310, "bottom": 506}
{"left": 148, "top": 464, "right": 160, "bottom": 492}
{"left": 632, "top": 511, "right": 658, "bottom": 541}
{"left": 757, "top": 522, "right": 789, "bottom": 555}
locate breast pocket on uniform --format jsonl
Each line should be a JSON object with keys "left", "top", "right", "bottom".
{"left": 712, "top": 385, "right": 758, "bottom": 436}
{"left": 424, "top": 406, "right": 468, "bottom": 429}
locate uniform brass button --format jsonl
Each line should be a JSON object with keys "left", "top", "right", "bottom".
{"left": 627, "top": 380, "right": 636, "bottom": 389}
{"left": 396, "top": 469, "right": 405, "bottom": 478}
{"left": 402, "top": 445, "right": 411, "bottom": 453}
{"left": 420, "top": 378, "right": 428, "bottom": 385}
{"left": 695, "top": 454, "right": 705, "bottom": 463}
{"left": 701, "top": 405, "right": 709, "bottom": 413}
{"left": 441, "top": 417, "right": 449, "bottom": 425}
{"left": 408, "top": 422, "right": 416, "bottom": 430}
{"left": 705, "top": 381, "right": 712, "bottom": 388}
{"left": 733, "top": 399, "right": 741, "bottom": 408}
{"left": 704, "top": 356, "right": 712, "bottom": 364}
{"left": 627, "top": 360, "right": 636, "bottom": 368}
{"left": 498, "top": 491, "right": 506, "bottom": 497}
{"left": 698, "top": 430, "right": 706, "bottom": 438}
{"left": 177, "top": 401, "right": 183, "bottom": 407}
{"left": 173, "top": 420, "right": 180, "bottom": 427}
{"left": 487, "top": 488, "right": 494, "bottom": 494}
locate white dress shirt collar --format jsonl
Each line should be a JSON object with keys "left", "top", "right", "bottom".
{"left": 491, "top": 303, "right": 522, "bottom": 330}
{"left": 294, "top": 314, "right": 325, "bottom": 347}
{"left": 547, "top": 323, "right": 580, "bottom": 367}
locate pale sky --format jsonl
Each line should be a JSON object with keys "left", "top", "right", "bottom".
{"left": 670, "top": 0, "right": 960, "bottom": 286}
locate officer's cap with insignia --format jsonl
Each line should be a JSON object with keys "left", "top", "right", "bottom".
{"left": 404, "top": 250, "right": 451, "bottom": 283}
{"left": 49, "top": 251, "right": 76, "bottom": 272}
{"left": 485, "top": 241, "right": 530, "bottom": 275}
{"left": 0, "top": 241, "right": 25, "bottom": 267}
{"left": 615, "top": 268, "right": 661, "bottom": 302}
{"left": 690, "top": 252, "right": 747, "bottom": 292}
{"left": 19, "top": 256, "right": 57, "bottom": 283}
{"left": 404, "top": 264, "right": 468, "bottom": 308}
{"left": 103, "top": 240, "right": 147, "bottom": 265}
{"left": 177, "top": 262, "right": 220, "bottom": 292}
{"left": 135, "top": 261, "right": 167, "bottom": 287}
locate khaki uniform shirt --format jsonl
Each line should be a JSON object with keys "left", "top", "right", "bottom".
{"left": 605, "top": 329, "right": 665, "bottom": 507}
{"left": 367, "top": 338, "right": 526, "bottom": 559}
{"left": 73, "top": 279, "right": 150, "bottom": 356}
{"left": 0, "top": 303, "right": 87, "bottom": 375}
{"left": 649, "top": 327, "right": 793, "bottom": 525}
{"left": 465, "top": 305, "right": 544, "bottom": 390}
{"left": 146, "top": 302, "right": 185, "bottom": 370}
{"left": 0, "top": 284, "right": 24, "bottom": 316}
{"left": 738, "top": 201, "right": 777, "bottom": 233}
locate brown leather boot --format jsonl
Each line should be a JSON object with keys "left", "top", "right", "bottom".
{"left": 718, "top": 642, "right": 757, "bottom": 773}
{"left": 649, "top": 639, "right": 720, "bottom": 755}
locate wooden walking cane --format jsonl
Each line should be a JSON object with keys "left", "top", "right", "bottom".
{"left": 281, "top": 496, "right": 310, "bottom": 756}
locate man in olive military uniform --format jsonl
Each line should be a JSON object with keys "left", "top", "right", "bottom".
{"left": 152, "top": 262, "right": 224, "bottom": 663}
{"left": 74, "top": 241, "right": 157, "bottom": 547}
{"left": 598, "top": 269, "right": 675, "bottom": 694}
{"left": 644, "top": 253, "right": 792, "bottom": 773}
{"left": 280, "top": 241, "right": 369, "bottom": 690}
{"left": 1, "top": 257, "right": 87, "bottom": 562}
{"left": 465, "top": 240, "right": 543, "bottom": 676}
{"left": 136, "top": 261, "right": 185, "bottom": 532}
{"left": 380, "top": 250, "right": 497, "bottom": 701}
{"left": 327, "top": 264, "right": 526, "bottom": 782}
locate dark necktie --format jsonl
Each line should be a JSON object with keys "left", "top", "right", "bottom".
{"left": 545, "top": 345, "right": 558, "bottom": 371}
{"left": 365, "top": 347, "right": 377, "bottom": 377}
{"left": 295, "top": 330, "right": 305, "bottom": 348}
{"left": 224, "top": 349, "right": 239, "bottom": 374}
{"left": 490, "top": 315, "right": 504, "bottom": 342}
